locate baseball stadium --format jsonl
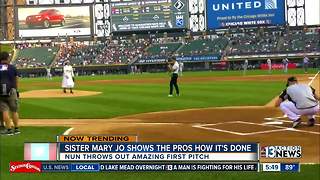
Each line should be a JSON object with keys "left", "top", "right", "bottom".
{"left": 0, "top": 0, "right": 320, "bottom": 179}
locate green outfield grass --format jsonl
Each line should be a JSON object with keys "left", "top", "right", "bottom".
{"left": 0, "top": 69, "right": 319, "bottom": 180}
{"left": 19, "top": 81, "right": 284, "bottom": 119}
{"left": 18, "top": 69, "right": 320, "bottom": 119}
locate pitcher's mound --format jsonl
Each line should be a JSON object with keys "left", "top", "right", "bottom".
{"left": 20, "top": 89, "right": 102, "bottom": 98}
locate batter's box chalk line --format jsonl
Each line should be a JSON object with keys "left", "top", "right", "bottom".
{"left": 193, "top": 121, "right": 320, "bottom": 136}
{"left": 264, "top": 117, "right": 320, "bottom": 126}
{"left": 192, "top": 121, "right": 287, "bottom": 136}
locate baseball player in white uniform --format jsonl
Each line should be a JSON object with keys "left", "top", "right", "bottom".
{"left": 243, "top": 59, "right": 248, "bottom": 75}
{"left": 275, "top": 76, "right": 319, "bottom": 128}
{"left": 46, "top": 67, "right": 52, "bottom": 80}
{"left": 267, "top": 58, "right": 272, "bottom": 74}
{"left": 62, "top": 61, "right": 75, "bottom": 94}
{"left": 179, "top": 61, "right": 184, "bottom": 76}
{"left": 282, "top": 58, "right": 289, "bottom": 73}
{"left": 303, "top": 56, "right": 310, "bottom": 73}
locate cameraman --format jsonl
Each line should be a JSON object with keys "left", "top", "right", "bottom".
{"left": 0, "top": 51, "right": 20, "bottom": 135}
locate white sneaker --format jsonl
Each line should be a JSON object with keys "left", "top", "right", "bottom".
{"left": 168, "top": 94, "right": 173, "bottom": 97}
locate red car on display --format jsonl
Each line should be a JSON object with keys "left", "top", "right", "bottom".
{"left": 25, "top": 9, "right": 65, "bottom": 28}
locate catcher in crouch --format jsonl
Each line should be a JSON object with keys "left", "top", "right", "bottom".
{"left": 275, "top": 76, "right": 319, "bottom": 128}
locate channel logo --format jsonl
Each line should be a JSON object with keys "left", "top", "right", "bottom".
{"left": 265, "top": 0, "right": 277, "bottom": 9}
{"left": 261, "top": 146, "right": 302, "bottom": 158}
{"left": 10, "top": 162, "right": 42, "bottom": 173}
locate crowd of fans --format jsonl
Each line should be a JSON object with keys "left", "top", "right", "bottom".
{"left": 227, "top": 27, "right": 320, "bottom": 55}
{"left": 14, "top": 42, "right": 55, "bottom": 50}
{"left": 54, "top": 38, "right": 149, "bottom": 66}
{"left": 6, "top": 26, "right": 320, "bottom": 68}
{"left": 14, "top": 57, "right": 47, "bottom": 68}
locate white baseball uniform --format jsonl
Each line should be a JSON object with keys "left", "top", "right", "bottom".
{"left": 62, "top": 65, "right": 74, "bottom": 88}
{"left": 267, "top": 59, "right": 272, "bottom": 73}
{"left": 282, "top": 58, "right": 289, "bottom": 73}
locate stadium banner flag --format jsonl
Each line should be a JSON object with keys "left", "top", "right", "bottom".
{"left": 136, "top": 57, "right": 167, "bottom": 64}
{"left": 176, "top": 55, "right": 221, "bottom": 62}
{"left": 57, "top": 135, "right": 137, "bottom": 143}
{"left": 58, "top": 143, "right": 258, "bottom": 161}
{"left": 136, "top": 55, "right": 221, "bottom": 64}
{"left": 24, "top": 143, "right": 57, "bottom": 161}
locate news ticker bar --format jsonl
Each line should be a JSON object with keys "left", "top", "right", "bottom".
{"left": 11, "top": 162, "right": 259, "bottom": 173}
{"left": 9, "top": 162, "right": 300, "bottom": 173}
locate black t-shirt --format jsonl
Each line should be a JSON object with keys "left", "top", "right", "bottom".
{"left": 0, "top": 63, "right": 18, "bottom": 95}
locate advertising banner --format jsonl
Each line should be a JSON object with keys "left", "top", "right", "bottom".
{"left": 206, "top": 0, "right": 285, "bottom": 29}
{"left": 17, "top": 6, "right": 91, "bottom": 37}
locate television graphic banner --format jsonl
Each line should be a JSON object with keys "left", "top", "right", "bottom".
{"left": 206, "top": 0, "right": 285, "bottom": 29}
{"left": 17, "top": 6, "right": 91, "bottom": 37}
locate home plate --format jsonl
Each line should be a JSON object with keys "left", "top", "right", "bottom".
{"left": 263, "top": 122, "right": 284, "bottom": 125}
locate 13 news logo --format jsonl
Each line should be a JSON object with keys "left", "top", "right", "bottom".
{"left": 10, "top": 162, "right": 42, "bottom": 173}
{"left": 261, "top": 146, "right": 302, "bottom": 158}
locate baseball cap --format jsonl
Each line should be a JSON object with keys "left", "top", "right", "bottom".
{"left": 286, "top": 76, "right": 298, "bottom": 87}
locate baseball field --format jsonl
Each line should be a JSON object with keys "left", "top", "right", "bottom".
{"left": 0, "top": 69, "right": 319, "bottom": 180}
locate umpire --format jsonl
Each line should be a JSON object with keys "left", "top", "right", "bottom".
{"left": 167, "top": 57, "right": 180, "bottom": 97}
{"left": 0, "top": 51, "right": 20, "bottom": 135}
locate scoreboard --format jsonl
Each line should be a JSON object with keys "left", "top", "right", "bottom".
{"left": 110, "top": 0, "right": 188, "bottom": 32}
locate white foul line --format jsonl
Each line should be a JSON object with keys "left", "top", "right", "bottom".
{"left": 63, "top": 128, "right": 74, "bottom": 135}
{"left": 308, "top": 71, "right": 320, "bottom": 86}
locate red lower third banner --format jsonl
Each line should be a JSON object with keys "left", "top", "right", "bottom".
{"left": 10, "top": 162, "right": 42, "bottom": 173}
